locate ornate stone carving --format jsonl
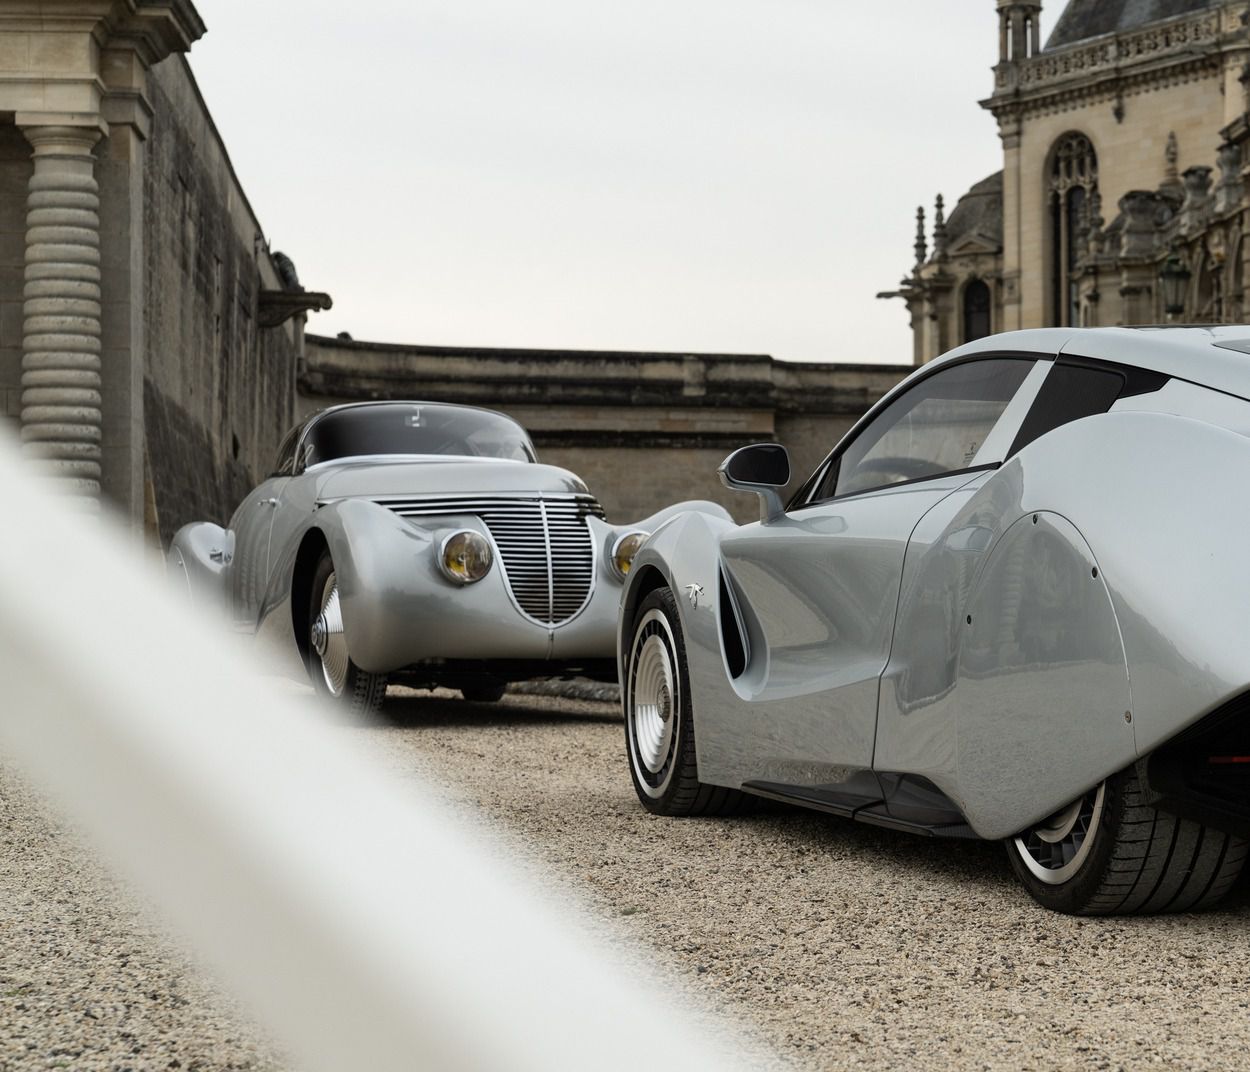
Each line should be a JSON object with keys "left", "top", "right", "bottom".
{"left": 933, "top": 195, "right": 948, "bottom": 261}
{"left": 1011, "top": 12, "right": 1221, "bottom": 93}
{"left": 914, "top": 206, "right": 927, "bottom": 270}
{"left": 1118, "top": 191, "right": 1164, "bottom": 259}
{"left": 19, "top": 124, "right": 105, "bottom": 505}
{"left": 1180, "top": 165, "right": 1214, "bottom": 234}
{"left": 1162, "top": 132, "right": 1182, "bottom": 194}
{"left": 1214, "top": 141, "right": 1244, "bottom": 215}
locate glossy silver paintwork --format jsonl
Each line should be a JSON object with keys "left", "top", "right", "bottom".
{"left": 621, "top": 326, "right": 1250, "bottom": 840}
{"left": 172, "top": 402, "right": 730, "bottom": 681}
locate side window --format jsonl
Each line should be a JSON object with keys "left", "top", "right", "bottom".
{"left": 1008, "top": 359, "right": 1167, "bottom": 456}
{"left": 271, "top": 425, "right": 301, "bottom": 477}
{"left": 813, "top": 359, "right": 1033, "bottom": 502}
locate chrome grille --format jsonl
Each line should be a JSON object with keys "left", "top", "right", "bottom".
{"left": 377, "top": 495, "right": 604, "bottom": 625}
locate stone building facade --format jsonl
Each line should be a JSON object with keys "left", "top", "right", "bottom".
{"left": 0, "top": 0, "right": 326, "bottom": 541}
{"left": 884, "top": 0, "right": 1250, "bottom": 364}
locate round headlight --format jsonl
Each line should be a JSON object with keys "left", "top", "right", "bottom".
{"left": 610, "top": 530, "right": 649, "bottom": 581}
{"left": 439, "top": 530, "right": 493, "bottom": 584}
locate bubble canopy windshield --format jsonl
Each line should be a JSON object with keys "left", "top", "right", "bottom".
{"left": 302, "top": 403, "right": 537, "bottom": 469}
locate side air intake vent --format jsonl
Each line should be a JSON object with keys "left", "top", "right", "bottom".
{"left": 719, "top": 570, "right": 748, "bottom": 678}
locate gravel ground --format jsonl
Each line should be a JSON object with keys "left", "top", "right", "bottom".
{"left": 373, "top": 687, "right": 1250, "bottom": 1072}
{"left": 0, "top": 766, "right": 282, "bottom": 1072}
{"left": 4, "top": 683, "right": 1250, "bottom": 1071}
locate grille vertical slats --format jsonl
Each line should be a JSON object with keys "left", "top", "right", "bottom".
{"left": 375, "top": 494, "right": 603, "bottom": 624}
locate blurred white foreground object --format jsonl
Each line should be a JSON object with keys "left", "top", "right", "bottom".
{"left": 0, "top": 438, "right": 749, "bottom": 1072}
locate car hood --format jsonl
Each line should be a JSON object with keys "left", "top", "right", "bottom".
{"left": 314, "top": 457, "right": 593, "bottom": 500}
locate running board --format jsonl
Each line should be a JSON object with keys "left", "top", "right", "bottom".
{"left": 741, "top": 779, "right": 981, "bottom": 840}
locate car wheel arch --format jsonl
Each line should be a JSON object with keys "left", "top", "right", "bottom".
{"left": 291, "top": 527, "right": 330, "bottom": 664}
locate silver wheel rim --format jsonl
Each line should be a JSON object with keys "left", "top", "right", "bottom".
{"left": 627, "top": 608, "right": 680, "bottom": 796}
{"left": 312, "top": 571, "right": 349, "bottom": 697}
{"left": 1013, "top": 781, "right": 1106, "bottom": 885}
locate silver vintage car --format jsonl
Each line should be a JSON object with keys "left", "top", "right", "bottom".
{"left": 620, "top": 326, "right": 1250, "bottom": 915}
{"left": 171, "top": 401, "right": 724, "bottom": 713}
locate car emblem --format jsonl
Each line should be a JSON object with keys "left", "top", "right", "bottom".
{"left": 684, "top": 583, "right": 704, "bottom": 608}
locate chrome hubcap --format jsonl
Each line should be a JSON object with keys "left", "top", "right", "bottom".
{"left": 633, "top": 632, "right": 676, "bottom": 773}
{"left": 315, "top": 571, "right": 349, "bottom": 697}
{"left": 628, "top": 608, "right": 682, "bottom": 796}
{"left": 1013, "top": 781, "right": 1106, "bottom": 885}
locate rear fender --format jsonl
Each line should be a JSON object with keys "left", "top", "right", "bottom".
{"left": 168, "top": 522, "right": 233, "bottom": 615}
{"left": 880, "top": 410, "right": 1250, "bottom": 838}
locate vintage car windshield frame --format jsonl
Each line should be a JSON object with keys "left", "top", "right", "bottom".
{"left": 291, "top": 402, "right": 537, "bottom": 475}
{"left": 787, "top": 351, "right": 1054, "bottom": 512}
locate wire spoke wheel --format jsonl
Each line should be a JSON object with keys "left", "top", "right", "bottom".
{"left": 312, "top": 571, "right": 349, "bottom": 697}
{"left": 1012, "top": 781, "right": 1106, "bottom": 885}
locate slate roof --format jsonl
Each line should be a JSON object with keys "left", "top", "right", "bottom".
{"left": 945, "top": 171, "right": 1003, "bottom": 252}
{"left": 1046, "top": 0, "right": 1223, "bottom": 50}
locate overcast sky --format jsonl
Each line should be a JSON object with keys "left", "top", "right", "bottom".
{"left": 190, "top": 1, "right": 1056, "bottom": 365}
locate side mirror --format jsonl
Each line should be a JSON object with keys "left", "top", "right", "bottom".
{"left": 718, "top": 443, "right": 791, "bottom": 523}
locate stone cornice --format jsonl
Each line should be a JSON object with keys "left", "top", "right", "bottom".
{"left": 300, "top": 335, "right": 910, "bottom": 418}
{"left": 983, "top": 4, "right": 1241, "bottom": 121}
{"left": 0, "top": 0, "right": 204, "bottom": 120}
{"left": 107, "top": 0, "right": 206, "bottom": 67}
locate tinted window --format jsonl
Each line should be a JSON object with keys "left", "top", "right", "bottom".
{"left": 814, "top": 358, "right": 1032, "bottom": 501}
{"left": 1008, "top": 364, "right": 1121, "bottom": 456}
{"left": 301, "top": 403, "right": 536, "bottom": 470}
{"left": 1007, "top": 359, "right": 1168, "bottom": 456}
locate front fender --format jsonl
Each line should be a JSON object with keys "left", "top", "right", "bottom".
{"left": 617, "top": 509, "right": 740, "bottom": 771}
{"left": 627, "top": 499, "right": 733, "bottom": 533}
{"left": 309, "top": 499, "right": 447, "bottom": 674}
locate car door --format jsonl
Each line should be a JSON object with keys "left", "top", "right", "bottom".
{"left": 718, "top": 356, "right": 1049, "bottom": 783}
{"left": 229, "top": 424, "right": 300, "bottom": 629}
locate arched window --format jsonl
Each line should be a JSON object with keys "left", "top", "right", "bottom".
{"left": 963, "top": 279, "right": 992, "bottom": 343}
{"left": 1049, "top": 133, "right": 1098, "bottom": 327}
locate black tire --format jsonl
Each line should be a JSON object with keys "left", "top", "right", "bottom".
{"left": 1007, "top": 765, "right": 1247, "bottom": 915}
{"left": 624, "top": 586, "right": 754, "bottom": 817}
{"left": 307, "top": 549, "right": 387, "bottom": 716}
{"left": 460, "top": 684, "right": 507, "bottom": 703}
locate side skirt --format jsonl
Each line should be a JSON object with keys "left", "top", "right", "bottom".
{"left": 741, "top": 776, "right": 981, "bottom": 840}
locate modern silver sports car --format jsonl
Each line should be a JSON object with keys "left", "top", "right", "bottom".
{"left": 171, "top": 401, "right": 724, "bottom": 713}
{"left": 619, "top": 326, "right": 1250, "bottom": 915}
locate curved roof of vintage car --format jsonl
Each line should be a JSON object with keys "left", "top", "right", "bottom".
{"left": 931, "top": 326, "right": 1250, "bottom": 403}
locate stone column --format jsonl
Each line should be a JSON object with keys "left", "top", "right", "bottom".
{"left": 19, "top": 123, "right": 104, "bottom": 505}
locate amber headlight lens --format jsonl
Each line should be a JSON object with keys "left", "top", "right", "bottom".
{"left": 610, "top": 531, "right": 649, "bottom": 581}
{"left": 440, "top": 530, "right": 493, "bottom": 584}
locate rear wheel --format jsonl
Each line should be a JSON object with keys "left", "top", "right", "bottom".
{"left": 1008, "top": 766, "right": 1247, "bottom": 915}
{"left": 460, "top": 684, "right": 507, "bottom": 703}
{"left": 307, "top": 550, "right": 387, "bottom": 716}
{"left": 624, "top": 587, "right": 752, "bottom": 817}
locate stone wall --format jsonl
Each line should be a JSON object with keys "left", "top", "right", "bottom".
{"left": 0, "top": 124, "right": 25, "bottom": 422}
{"left": 300, "top": 336, "right": 908, "bottom": 523}
{"left": 140, "top": 57, "right": 302, "bottom": 543}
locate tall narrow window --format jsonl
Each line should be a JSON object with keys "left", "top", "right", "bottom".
{"left": 1049, "top": 133, "right": 1098, "bottom": 327}
{"left": 963, "top": 280, "right": 992, "bottom": 343}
